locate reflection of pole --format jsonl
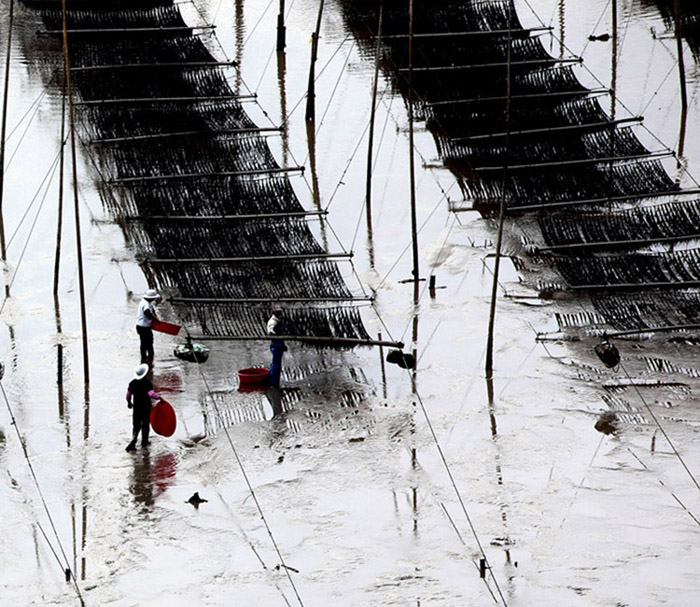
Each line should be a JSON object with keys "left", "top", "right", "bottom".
{"left": 365, "top": 1, "right": 383, "bottom": 269}
{"left": 54, "top": 67, "right": 67, "bottom": 296}
{"left": 486, "top": 374, "right": 513, "bottom": 567}
{"left": 485, "top": 10, "right": 513, "bottom": 376}
{"left": 408, "top": 0, "right": 419, "bottom": 295}
{"left": 276, "top": 0, "right": 286, "bottom": 52}
{"left": 672, "top": 0, "right": 688, "bottom": 159}
{"left": 305, "top": 0, "right": 325, "bottom": 122}
{"left": 61, "top": 0, "right": 90, "bottom": 387}
{"left": 0, "top": 0, "right": 13, "bottom": 266}
{"left": 378, "top": 331, "right": 387, "bottom": 399}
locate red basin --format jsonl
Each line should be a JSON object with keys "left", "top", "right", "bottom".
{"left": 237, "top": 367, "right": 269, "bottom": 384}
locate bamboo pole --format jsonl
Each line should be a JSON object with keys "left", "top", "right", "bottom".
{"left": 568, "top": 279, "right": 700, "bottom": 290}
{"left": 126, "top": 210, "right": 326, "bottom": 221}
{"left": 365, "top": 0, "right": 383, "bottom": 270}
{"left": 511, "top": 188, "right": 700, "bottom": 212}
{"left": 170, "top": 296, "right": 373, "bottom": 303}
{"left": 40, "top": 26, "right": 215, "bottom": 35}
{"left": 54, "top": 67, "right": 66, "bottom": 296}
{"left": 145, "top": 252, "right": 352, "bottom": 263}
{"left": 92, "top": 127, "right": 280, "bottom": 144}
{"left": 672, "top": 0, "right": 688, "bottom": 159}
{"left": 380, "top": 26, "right": 552, "bottom": 39}
{"left": 451, "top": 116, "right": 642, "bottom": 142}
{"left": 485, "top": 3, "right": 514, "bottom": 376}
{"left": 471, "top": 150, "right": 672, "bottom": 172}
{"left": 192, "top": 334, "right": 405, "bottom": 348}
{"left": 61, "top": 0, "right": 90, "bottom": 386}
{"left": 109, "top": 166, "right": 304, "bottom": 184}
{"left": 428, "top": 88, "right": 609, "bottom": 106}
{"left": 0, "top": 0, "right": 14, "bottom": 265}
{"left": 305, "top": 0, "right": 324, "bottom": 122}
{"left": 71, "top": 61, "right": 237, "bottom": 72}
{"left": 607, "top": 323, "right": 700, "bottom": 338}
{"left": 77, "top": 94, "right": 256, "bottom": 107}
{"left": 408, "top": 0, "right": 420, "bottom": 292}
{"left": 538, "top": 232, "right": 700, "bottom": 252}
{"left": 277, "top": 0, "right": 286, "bottom": 52}
{"left": 399, "top": 57, "right": 581, "bottom": 72}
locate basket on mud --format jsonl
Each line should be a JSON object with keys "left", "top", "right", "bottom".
{"left": 174, "top": 341, "right": 210, "bottom": 363}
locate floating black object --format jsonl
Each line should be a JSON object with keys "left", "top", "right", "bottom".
{"left": 386, "top": 349, "right": 415, "bottom": 369}
{"left": 186, "top": 492, "right": 208, "bottom": 507}
{"left": 595, "top": 411, "right": 619, "bottom": 435}
{"left": 594, "top": 339, "right": 620, "bottom": 368}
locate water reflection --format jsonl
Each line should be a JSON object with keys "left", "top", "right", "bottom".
{"left": 129, "top": 450, "right": 177, "bottom": 511}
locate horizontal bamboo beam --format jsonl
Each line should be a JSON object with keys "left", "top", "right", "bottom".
{"left": 399, "top": 57, "right": 582, "bottom": 73}
{"left": 428, "top": 88, "right": 610, "bottom": 107}
{"left": 380, "top": 26, "right": 552, "bottom": 39}
{"left": 512, "top": 188, "right": 700, "bottom": 212}
{"left": 77, "top": 94, "right": 255, "bottom": 107}
{"left": 451, "top": 116, "right": 643, "bottom": 143}
{"left": 126, "top": 210, "right": 326, "bottom": 221}
{"left": 40, "top": 26, "right": 215, "bottom": 36}
{"left": 570, "top": 279, "right": 700, "bottom": 290}
{"left": 190, "top": 334, "right": 405, "bottom": 348}
{"left": 72, "top": 61, "right": 237, "bottom": 72}
{"left": 169, "top": 296, "right": 372, "bottom": 303}
{"left": 110, "top": 166, "right": 304, "bottom": 185}
{"left": 92, "top": 127, "right": 280, "bottom": 145}
{"left": 607, "top": 323, "right": 700, "bottom": 338}
{"left": 144, "top": 252, "right": 352, "bottom": 263}
{"left": 538, "top": 232, "right": 700, "bottom": 252}
{"left": 471, "top": 150, "right": 672, "bottom": 172}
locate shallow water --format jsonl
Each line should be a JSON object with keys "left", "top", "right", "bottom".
{"left": 1, "top": 1, "right": 700, "bottom": 605}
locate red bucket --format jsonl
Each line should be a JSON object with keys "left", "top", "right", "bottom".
{"left": 237, "top": 367, "right": 269, "bottom": 385}
{"left": 152, "top": 319, "right": 181, "bottom": 335}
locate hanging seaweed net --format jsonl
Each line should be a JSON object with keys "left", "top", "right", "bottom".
{"left": 31, "top": 2, "right": 371, "bottom": 345}
{"left": 340, "top": 0, "right": 700, "bottom": 333}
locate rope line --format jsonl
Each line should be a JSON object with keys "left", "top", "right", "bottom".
{"left": 1, "top": 383, "right": 85, "bottom": 604}
{"left": 405, "top": 370, "right": 509, "bottom": 607}
{"left": 619, "top": 360, "right": 700, "bottom": 494}
{"left": 625, "top": 447, "right": 700, "bottom": 529}
{"left": 171, "top": 319, "right": 305, "bottom": 607}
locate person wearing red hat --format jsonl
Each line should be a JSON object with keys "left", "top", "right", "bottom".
{"left": 125, "top": 363, "right": 161, "bottom": 452}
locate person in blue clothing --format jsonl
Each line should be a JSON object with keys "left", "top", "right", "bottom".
{"left": 267, "top": 309, "right": 287, "bottom": 388}
{"left": 125, "top": 363, "right": 161, "bottom": 452}
{"left": 136, "top": 289, "right": 160, "bottom": 363}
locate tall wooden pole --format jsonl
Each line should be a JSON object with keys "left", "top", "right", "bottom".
{"left": 485, "top": 3, "right": 513, "bottom": 375}
{"left": 672, "top": 0, "right": 688, "bottom": 159}
{"left": 305, "top": 0, "right": 324, "bottom": 122}
{"left": 408, "top": 0, "right": 419, "bottom": 296}
{"left": 61, "top": 0, "right": 90, "bottom": 387}
{"left": 0, "top": 0, "right": 15, "bottom": 268}
{"left": 54, "top": 67, "right": 67, "bottom": 296}
{"left": 365, "top": 1, "right": 383, "bottom": 269}
{"left": 276, "top": 0, "right": 286, "bottom": 52}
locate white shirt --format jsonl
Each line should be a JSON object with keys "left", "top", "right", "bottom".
{"left": 137, "top": 298, "right": 156, "bottom": 327}
{"left": 267, "top": 315, "right": 280, "bottom": 335}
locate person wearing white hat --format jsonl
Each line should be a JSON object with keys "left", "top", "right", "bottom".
{"left": 136, "top": 289, "right": 160, "bottom": 363}
{"left": 125, "top": 363, "right": 161, "bottom": 452}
